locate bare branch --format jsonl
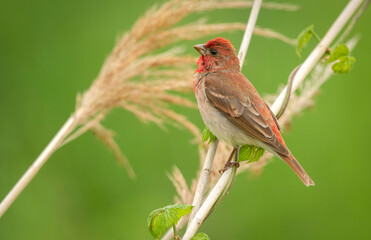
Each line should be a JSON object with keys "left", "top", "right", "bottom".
{"left": 0, "top": 116, "right": 77, "bottom": 217}
{"left": 270, "top": 0, "right": 363, "bottom": 115}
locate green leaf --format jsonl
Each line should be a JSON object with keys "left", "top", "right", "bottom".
{"left": 252, "top": 147, "right": 265, "bottom": 162}
{"left": 327, "top": 44, "right": 349, "bottom": 63}
{"left": 147, "top": 204, "right": 193, "bottom": 239}
{"left": 296, "top": 25, "right": 314, "bottom": 58}
{"left": 238, "top": 145, "right": 265, "bottom": 163}
{"left": 326, "top": 44, "right": 355, "bottom": 74}
{"left": 192, "top": 232, "right": 211, "bottom": 240}
{"left": 238, "top": 145, "right": 254, "bottom": 162}
{"left": 332, "top": 56, "right": 355, "bottom": 74}
{"left": 202, "top": 126, "right": 216, "bottom": 145}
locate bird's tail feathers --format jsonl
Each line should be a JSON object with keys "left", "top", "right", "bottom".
{"left": 279, "top": 153, "right": 315, "bottom": 187}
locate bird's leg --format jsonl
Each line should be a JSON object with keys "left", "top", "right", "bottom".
{"left": 235, "top": 146, "right": 241, "bottom": 161}
{"left": 218, "top": 147, "right": 240, "bottom": 174}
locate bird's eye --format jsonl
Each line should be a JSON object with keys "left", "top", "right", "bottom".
{"left": 210, "top": 49, "right": 218, "bottom": 55}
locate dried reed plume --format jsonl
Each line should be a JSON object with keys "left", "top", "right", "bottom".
{"left": 68, "top": 0, "right": 298, "bottom": 174}
{"left": 0, "top": 0, "right": 298, "bottom": 218}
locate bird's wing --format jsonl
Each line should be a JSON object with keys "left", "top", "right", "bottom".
{"left": 265, "top": 101, "right": 281, "bottom": 131}
{"left": 204, "top": 71, "right": 289, "bottom": 156}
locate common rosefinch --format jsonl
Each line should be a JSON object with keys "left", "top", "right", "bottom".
{"left": 194, "top": 37, "right": 314, "bottom": 186}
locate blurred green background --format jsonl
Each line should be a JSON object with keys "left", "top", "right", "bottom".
{"left": 1, "top": 0, "right": 370, "bottom": 239}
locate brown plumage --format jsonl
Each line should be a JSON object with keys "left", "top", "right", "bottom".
{"left": 194, "top": 37, "right": 314, "bottom": 186}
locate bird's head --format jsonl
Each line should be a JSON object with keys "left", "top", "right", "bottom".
{"left": 194, "top": 37, "right": 240, "bottom": 73}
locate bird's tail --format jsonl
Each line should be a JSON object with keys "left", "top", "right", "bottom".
{"left": 278, "top": 153, "right": 315, "bottom": 187}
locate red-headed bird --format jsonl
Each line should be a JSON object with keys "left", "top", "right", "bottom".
{"left": 193, "top": 37, "right": 314, "bottom": 186}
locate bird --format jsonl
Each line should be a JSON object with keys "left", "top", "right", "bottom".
{"left": 193, "top": 37, "right": 314, "bottom": 186}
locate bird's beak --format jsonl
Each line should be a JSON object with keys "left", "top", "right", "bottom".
{"left": 194, "top": 44, "right": 206, "bottom": 55}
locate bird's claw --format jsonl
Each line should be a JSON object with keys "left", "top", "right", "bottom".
{"left": 218, "top": 161, "right": 240, "bottom": 174}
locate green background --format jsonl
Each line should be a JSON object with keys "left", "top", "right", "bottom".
{"left": 1, "top": 0, "right": 370, "bottom": 239}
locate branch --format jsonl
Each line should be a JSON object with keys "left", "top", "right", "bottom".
{"left": 270, "top": 0, "right": 363, "bottom": 115}
{"left": 0, "top": 116, "right": 77, "bottom": 218}
{"left": 188, "top": 140, "right": 219, "bottom": 223}
{"left": 337, "top": 0, "right": 370, "bottom": 44}
{"left": 184, "top": 167, "right": 236, "bottom": 239}
{"left": 182, "top": 0, "right": 364, "bottom": 238}
{"left": 238, "top": 0, "right": 263, "bottom": 68}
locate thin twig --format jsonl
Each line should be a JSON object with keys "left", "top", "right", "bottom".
{"left": 337, "top": 0, "right": 370, "bottom": 44}
{"left": 253, "top": 27, "right": 296, "bottom": 46}
{"left": 182, "top": 0, "right": 364, "bottom": 238}
{"left": 0, "top": 116, "right": 77, "bottom": 218}
{"left": 182, "top": 1, "right": 263, "bottom": 239}
{"left": 188, "top": 140, "right": 219, "bottom": 223}
{"left": 276, "top": 64, "right": 301, "bottom": 119}
{"left": 205, "top": 154, "right": 238, "bottom": 220}
{"left": 183, "top": 165, "right": 236, "bottom": 240}
{"left": 238, "top": 0, "right": 263, "bottom": 68}
{"left": 270, "top": 0, "right": 363, "bottom": 115}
